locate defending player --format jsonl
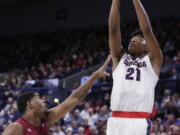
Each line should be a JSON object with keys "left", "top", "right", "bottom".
{"left": 3, "top": 56, "right": 111, "bottom": 135}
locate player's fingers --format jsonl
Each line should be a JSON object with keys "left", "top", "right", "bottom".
{"left": 104, "top": 72, "right": 110, "bottom": 77}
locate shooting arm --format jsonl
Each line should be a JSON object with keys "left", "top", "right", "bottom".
{"left": 132, "top": 0, "right": 163, "bottom": 75}
{"left": 109, "top": 0, "right": 123, "bottom": 70}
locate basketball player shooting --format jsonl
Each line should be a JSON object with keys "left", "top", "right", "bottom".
{"left": 3, "top": 56, "right": 111, "bottom": 135}
{"left": 107, "top": 0, "right": 163, "bottom": 134}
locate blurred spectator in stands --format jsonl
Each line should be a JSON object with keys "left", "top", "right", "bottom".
{"left": 53, "top": 123, "right": 65, "bottom": 135}
{"left": 77, "top": 127, "right": 85, "bottom": 135}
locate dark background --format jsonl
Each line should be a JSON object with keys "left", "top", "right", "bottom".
{"left": 0, "top": 0, "right": 179, "bottom": 36}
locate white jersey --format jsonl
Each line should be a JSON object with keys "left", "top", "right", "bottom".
{"left": 110, "top": 53, "right": 159, "bottom": 113}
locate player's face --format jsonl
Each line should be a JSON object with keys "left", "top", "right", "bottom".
{"left": 128, "top": 36, "right": 147, "bottom": 57}
{"left": 30, "top": 93, "right": 48, "bottom": 117}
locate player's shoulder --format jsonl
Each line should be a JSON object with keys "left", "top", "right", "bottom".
{"left": 118, "top": 49, "right": 127, "bottom": 60}
{"left": 5, "top": 122, "right": 22, "bottom": 130}
{"left": 3, "top": 122, "right": 23, "bottom": 135}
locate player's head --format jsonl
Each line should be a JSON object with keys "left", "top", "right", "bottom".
{"left": 128, "top": 29, "right": 148, "bottom": 57}
{"left": 17, "top": 91, "right": 48, "bottom": 118}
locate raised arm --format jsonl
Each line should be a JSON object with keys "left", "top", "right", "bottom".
{"left": 45, "top": 56, "right": 111, "bottom": 126}
{"left": 109, "top": 0, "right": 123, "bottom": 71}
{"left": 132, "top": 0, "right": 163, "bottom": 76}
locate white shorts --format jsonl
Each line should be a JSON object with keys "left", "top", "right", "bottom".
{"left": 106, "top": 117, "right": 152, "bottom": 135}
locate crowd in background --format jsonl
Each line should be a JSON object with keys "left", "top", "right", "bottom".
{"left": 0, "top": 18, "right": 179, "bottom": 87}
{"left": 0, "top": 17, "right": 180, "bottom": 134}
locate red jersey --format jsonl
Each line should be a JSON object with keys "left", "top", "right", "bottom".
{"left": 16, "top": 118, "right": 48, "bottom": 135}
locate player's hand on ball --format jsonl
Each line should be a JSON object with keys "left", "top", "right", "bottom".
{"left": 94, "top": 55, "right": 111, "bottom": 78}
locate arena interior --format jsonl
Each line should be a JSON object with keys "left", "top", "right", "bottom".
{"left": 0, "top": 0, "right": 179, "bottom": 134}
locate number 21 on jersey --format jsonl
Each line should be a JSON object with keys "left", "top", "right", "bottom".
{"left": 125, "top": 67, "right": 141, "bottom": 81}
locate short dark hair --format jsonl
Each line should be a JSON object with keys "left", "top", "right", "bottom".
{"left": 17, "top": 91, "right": 35, "bottom": 114}
{"left": 131, "top": 29, "right": 144, "bottom": 38}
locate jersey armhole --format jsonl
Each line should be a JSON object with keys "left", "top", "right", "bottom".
{"left": 112, "top": 52, "right": 127, "bottom": 75}
{"left": 145, "top": 55, "right": 159, "bottom": 80}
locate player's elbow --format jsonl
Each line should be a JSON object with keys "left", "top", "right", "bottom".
{"left": 108, "top": 20, "right": 119, "bottom": 34}
{"left": 109, "top": 25, "right": 118, "bottom": 34}
{"left": 142, "top": 27, "right": 152, "bottom": 35}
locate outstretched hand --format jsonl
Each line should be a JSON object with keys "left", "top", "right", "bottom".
{"left": 94, "top": 55, "right": 111, "bottom": 78}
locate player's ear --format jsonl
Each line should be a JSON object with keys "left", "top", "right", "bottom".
{"left": 27, "top": 100, "right": 33, "bottom": 109}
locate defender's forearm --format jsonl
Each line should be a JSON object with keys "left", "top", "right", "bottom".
{"left": 70, "top": 73, "right": 98, "bottom": 103}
